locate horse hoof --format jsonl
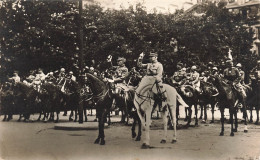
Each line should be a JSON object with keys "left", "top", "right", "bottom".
{"left": 199, "top": 117, "right": 202, "bottom": 120}
{"left": 184, "top": 118, "right": 187, "bottom": 122}
{"left": 17, "top": 119, "right": 21, "bottom": 122}
{"left": 255, "top": 122, "right": 259, "bottom": 125}
{"left": 85, "top": 119, "right": 88, "bottom": 122}
{"left": 230, "top": 132, "right": 234, "bottom": 136}
{"left": 141, "top": 143, "right": 150, "bottom": 149}
{"left": 233, "top": 129, "right": 237, "bottom": 132}
{"left": 69, "top": 118, "right": 73, "bottom": 121}
{"left": 249, "top": 120, "right": 253, "bottom": 123}
{"left": 219, "top": 132, "right": 224, "bottom": 136}
{"left": 160, "top": 139, "right": 166, "bottom": 144}
{"left": 244, "top": 130, "right": 248, "bottom": 133}
{"left": 93, "top": 119, "right": 97, "bottom": 122}
{"left": 195, "top": 123, "right": 199, "bottom": 126}
{"left": 94, "top": 139, "right": 100, "bottom": 144}
{"left": 210, "top": 120, "right": 214, "bottom": 124}
{"left": 201, "top": 120, "right": 206, "bottom": 124}
{"left": 74, "top": 120, "right": 77, "bottom": 122}
{"left": 171, "top": 140, "right": 177, "bottom": 143}
{"left": 135, "top": 137, "right": 141, "bottom": 141}
{"left": 132, "top": 132, "right": 137, "bottom": 138}
{"left": 63, "top": 114, "right": 67, "bottom": 116}
{"left": 54, "top": 120, "right": 58, "bottom": 123}
{"left": 100, "top": 140, "right": 105, "bottom": 145}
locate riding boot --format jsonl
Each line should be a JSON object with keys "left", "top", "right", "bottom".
{"left": 160, "top": 86, "right": 167, "bottom": 101}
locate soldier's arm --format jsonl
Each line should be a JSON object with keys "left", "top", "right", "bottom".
{"left": 137, "top": 58, "right": 147, "bottom": 68}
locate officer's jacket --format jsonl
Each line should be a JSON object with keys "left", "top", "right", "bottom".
{"left": 223, "top": 67, "right": 240, "bottom": 82}
{"left": 113, "top": 66, "right": 128, "bottom": 78}
{"left": 172, "top": 70, "right": 186, "bottom": 82}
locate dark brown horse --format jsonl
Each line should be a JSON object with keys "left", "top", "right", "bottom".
{"left": 212, "top": 75, "right": 248, "bottom": 136}
{"left": 199, "top": 81, "right": 218, "bottom": 123}
{"left": 85, "top": 73, "right": 114, "bottom": 145}
{"left": 246, "top": 78, "right": 259, "bottom": 124}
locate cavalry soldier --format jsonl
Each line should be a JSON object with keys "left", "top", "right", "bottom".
{"left": 171, "top": 63, "right": 187, "bottom": 86}
{"left": 236, "top": 63, "right": 245, "bottom": 85}
{"left": 33, "top": 68, "right": 46, "bottom": 91}
{"left": 223, "top": 60, "right": 246, "bottom": 99}
{"left": 107, "top": 56, "right": 129, "bottom": 83}
{"left": 136, "top": 52, "right": 167, "bottom": 101}
{"left": 67, "top": 71, "right": 76, "bottom": 82}
{"left": 9, "top": 71, "right": 20, "bottom": 84}
{"left": 57, "top": 68, "right": 66, "bottom": 85}
{"left": 186, "top": 65, "right": 200, "bottom": 92}
{"left": 45, "top": 72, "right": 56, "bottom": 83}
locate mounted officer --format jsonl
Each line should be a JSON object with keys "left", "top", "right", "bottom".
{"left": 136, "top": 51, "right": 167, "bottom": 101}
{"left": 186, "top": 65, "right": 200, "bottom": 92}
{"left": 45, "top": 72, "right": 56, "bottom": 84}
{"left": 9, "top": 71, "right": 20, "bottom": 84}
{"left": 223, "top": 60, "right": 246, "bottom": 99}
{"left": 57, "top": 68, "right": 66, "bottom": 86}
{"left": 33, "top": 68, "right": 46, "bottom": 91}
{"left": 171, "top": 62, "right": 187, "bottom": 86}
{"left": 107, "top": 56, "right": 129, "bottom": 83}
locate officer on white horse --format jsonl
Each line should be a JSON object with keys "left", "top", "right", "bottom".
{"left": 136, "top": 51, "right": 167, "bottom": 101}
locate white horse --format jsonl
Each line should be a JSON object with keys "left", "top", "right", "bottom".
{"left": 134, "top": 76, "right": 187, "bottom": 149}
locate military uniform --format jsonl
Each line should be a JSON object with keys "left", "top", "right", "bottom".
{"left": 136, "top": 52, "right": 167, "bottom": 100}
{"left": 171, "top": 70, "right": 186, "bottom": 85}
{"left": 223, "top": 62, "right": 246, "bottom": 98}
{"left": 10, "top": 74, "right": 20, "bottom": 84}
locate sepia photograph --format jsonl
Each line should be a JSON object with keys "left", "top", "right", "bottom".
{"left": 0, "top": 0, "right": 260, "bottom": 160}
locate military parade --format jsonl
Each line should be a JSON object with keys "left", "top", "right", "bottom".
{"left": 0, "top": 0, "right": 260, "bottom": 160}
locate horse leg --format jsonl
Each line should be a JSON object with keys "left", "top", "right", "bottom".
{"left": 37, "top": 112, "right": 42, "bottom": 121}
{"left": 74, "top": 109, "right": 78, "bottom": 122}
{"left": 3, "top": 114, "right": 6, "bottom": 121}
{"left": 141, "top": 106, "right": 152, "bottom": 149}
{"left": 69, "top": 110, "right": 73, "bottom": 121}
{"left": 249, "top": 106, "right": 253, "bottom": 123}
{"left": 136, "top": 115, "right": 142, "bottom": 141}
{"left": 199, "top": 104, "right": 203, "bottom": 119}
{"left": 230, "top": 108, "right": 234, "bottom": 136}
{"left": 17, "top": 114, "right": 22, "bottom": 122}
{"left": 255, "top": 108, "right": 259, "bottom": 125}
{"left": 233, "top": 109, "right": 238, "bottom": 132}
{"left": 168, "top": 104, "right": 177, "bottom": 143}
{"left": 100, "top": 110, "right": 109, "bottom": 145}
{"left": 160, "top": 109, "right": 168, "bottom": 143}
{"left": 210, "top": 103, "right": 215, "bottom": 123}
{"left": 131, "top": 115, "right": 137, "bottom": 138}
{"left": 186, "top": 106, "right": 192, "bottom": 126}
{"left": 219, "top": 108, "right": 225, "bottom": 136}
{"left": 242, "top": 104, "right": 248, "bottom": 133}
{"left": 84, "top": 108, "right": 88, "bottom": 122}
{"left": 184, "top": 107, "right": 188, "bottom": 121}
{"left": 195, "top": 104, "right": 198, "bottom": 126}
{"left": 55, "top": 111, "right": 59, "bottom": 123}
{"left": 204, "top": 104, "right": 208, "bottom": 122}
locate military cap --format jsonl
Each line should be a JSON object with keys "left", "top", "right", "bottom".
{"left": 117, "top": 57, "right": 126, "bottom": 63}
{"left": 149, "top": 52, "right": 158, "bottom": 57}
{"left": 236, "top": 63, "right": 242, "bottom": 68}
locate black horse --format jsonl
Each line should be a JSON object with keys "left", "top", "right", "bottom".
{"left": 199, "top": 80, "right": 219, "bottom": 123}
{"left": 1, "top": 82, "right": 15, "bottom": 121}
{"left": 212, "top": 75, "right": 248, "bottom": 136}
{"left": 40, "top": 82, "right": 65, "bottom": 122}
{"left": 12, "top": 82, "right": 40, "bottom": 121}
{"left": 247, "top": 78, "right": 259, "bottom": 124}
{"left": 85, "top": 73, "right": 114, "bottom": 145}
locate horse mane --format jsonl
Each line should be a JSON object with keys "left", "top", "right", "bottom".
{"left": 85, "top": 73, "right": 107, "bottom": 95}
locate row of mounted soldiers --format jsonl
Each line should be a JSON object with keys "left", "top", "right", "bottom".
{"left": 1, "top": 54, "right": 260, "bottom": 124}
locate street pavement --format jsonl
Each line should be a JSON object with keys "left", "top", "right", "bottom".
{"left": 0, "top": 108, "right": 260, "bottom": 160}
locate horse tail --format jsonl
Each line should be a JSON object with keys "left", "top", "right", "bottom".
{"left": 176, "top": 92, "right": 189, "bottom": 108}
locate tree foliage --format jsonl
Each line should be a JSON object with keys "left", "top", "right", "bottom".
{"left": 0, "top": 1, "right": 256, "bottom": 79}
